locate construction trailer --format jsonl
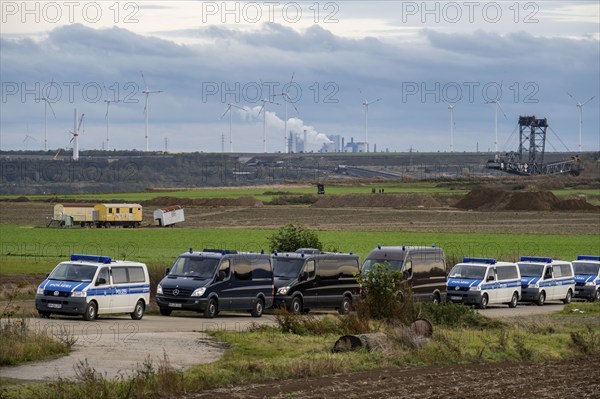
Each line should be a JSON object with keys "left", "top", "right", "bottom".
{"left": 93, "top": 203, "right": 143, "bottom": 228}
{"left": 154, "top": 205, "right": 184, "bottom": 227}
{"left": 52, "top": 203, "right": 95, "bottom": 227}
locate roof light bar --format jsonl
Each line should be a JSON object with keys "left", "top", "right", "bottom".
{"left": 463, "top": 257, "right": 496, "bottom": 264}
{"left": 577, "top": 255, "right": 600, "bottom": 261}
{"left": 520, "top": 256, "right": 552, "bottom": 263}
{"left": 70, "top": 254, "right": 112, "bottom": 264}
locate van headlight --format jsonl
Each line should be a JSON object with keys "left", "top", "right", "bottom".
{"left": 36, "top": 287, "right": 44, "bottom": 295}
{"left": 528, "top": 283, "right": 539, "bottom": 288}
{"left": 584, "top": 282, "right": 595, "bottom": 286}
{"left": 469, "top": 286, "right": 480, "bottom": 291}
{"left": 157, "top": 284, "right": 163, "bottom": 294}
{"left": 191, "top": 287, "right": 206, "bottom": 297}
{"left": 71, "top": 291, "right": 87, "bottom": 297}
{"left": 277, "top": 286, "right": 290, "bottom": 295}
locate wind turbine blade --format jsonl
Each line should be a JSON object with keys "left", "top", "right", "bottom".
{"left": 220, "top": 105, "right": 231, "bottom": 119}
{"left": 47, "top": 100, "right": 57, "bottom": 118}
{"left": 289, "top": 72, "right": 295, "bottom": 83}
{"left": 257, "top": 103, "right": 265, "bottom": 117}
{"left": 566, "top": 92, "right": 579, "bottom": 103}
{"left": 496, "top": 101, "right": 508, "bottom": 119}
{"left": 291, "top": 102, "right": 299, "bottom": 115}
{"left": 140, "top": 71, "right": 148, "bottom": 89}
{"left": 78, "top": 114, "right": 85, "bottom": 131}
{"left": 143, "top": 93, "right": 148, "bottom": 114}
{"left": 105, "top": 102, "right": 110, "bottom": 119}
{"left": 372, "top": 98, "right": 382, "bottom": 104}
{"left": 581, "top": 96, "right": 596, "bottom": 106}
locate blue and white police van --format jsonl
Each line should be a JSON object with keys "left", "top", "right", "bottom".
{"left": 447, "top": 258, "right": 521, "bottom": 309}
{"left": 572, "top": 255, "right": 600, "bottom": 302}
{"left": 35, "top": 254, "right": 150, "bottom": 321}
{"left": 517, "top": 256, "right": 575, "bottom": 306}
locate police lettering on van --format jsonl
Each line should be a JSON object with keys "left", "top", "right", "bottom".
{"left": 517, "top": 256, "right": 575, "bottom": 306}
{"left": 35, "top": 254, "right": 150, "bottom": 321}
{"left": 572, "top": 255, "right": 600, "bottom": 302}
{"left": 447, "top": 258, "right": 521, "bottom": 309}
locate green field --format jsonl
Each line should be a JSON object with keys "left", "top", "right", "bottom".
{"left": 1, "top": 224, "right": 597, "bottom": 274}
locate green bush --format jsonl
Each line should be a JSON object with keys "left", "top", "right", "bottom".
{"left": 355, "top": 262, "right": 409, "bottom": 321}
{"left": 420, "top": 302, "right": 504, "bottom": 329}
{"left": 268, "top": 224, "right": 322, "bottom": 252}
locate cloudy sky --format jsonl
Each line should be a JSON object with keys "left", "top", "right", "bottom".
{"left": 1, "top": 1, "right": 599, "bottom": 153}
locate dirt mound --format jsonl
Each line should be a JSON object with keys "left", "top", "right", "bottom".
{"left": 312, "top": 194, "right": 441, "bottom": 209}
{"left": 455, "top": 188, "right": 599, "bottom": 211}
{"left": 141, "top": 196, "right": 263, "bottom": 208}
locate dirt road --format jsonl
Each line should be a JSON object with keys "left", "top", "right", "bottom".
{"left": 188, "top": 356, "right": 600, "bottom": 398}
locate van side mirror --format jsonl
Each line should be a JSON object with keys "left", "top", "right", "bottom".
{"left": 46, "top": 273, "right": 49, "bottom": 278}
{"left": 299, "top": 272, "right": 308, "bottom": 282}
{"left": 165, "top": 267, "right": 170, "bottom": 276}
{"left": 217, "top": 270, "right": 226, "bottom": 281}
{"left": 95, "top": 278, "right": 106, "bottom": 286}
{"left": 487, "top": 275, "right": 495, "bottom": 282}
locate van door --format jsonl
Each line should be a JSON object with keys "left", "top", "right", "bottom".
{"left": 93, "top": 267, "right": 112, "bottom": 314}
{"left": 110, "top": 267, "right": 130, "bottom": 312}
{"left": 551, "top": 264, "right": 565, "bottom": 300}
{"left": 484, "top": 268, "right": 497, "bottom": 303}
{"left": 298, "top": 260, "right": 318, "bottom": 307}
{"left": 230, "top": 258, "right": 255, "bottom": 310}
{"left": 214, "top": 259, "right": 232, "bottom": 310}
{"left": 542, "top": 265, "right": 555, "bottom": 299}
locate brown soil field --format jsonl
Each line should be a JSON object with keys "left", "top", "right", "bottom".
{"left": 188, "top": 356, "right": 600, "bottom": 399}
{"left": 1, "top": 201, "right": 598, "bottom": 234}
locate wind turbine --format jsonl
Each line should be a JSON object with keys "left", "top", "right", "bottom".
{"left": 69, "top": 109, "right": 84, "bottom": 161}
{"left": 486, "top": 99, "right": 507, "bottom": 154}
{"left": 35, "top": 91, "right": 56, "bottom": 152}
{"left": 103, "top": 85, "right": 118, "bottom": 151}
{"left": 361, "top": 91, "right": 382, "bottom": 153}
{"left": 446, "top": 102, "right": 456, "bottom": 152}
{"left": 23, "top": 126, "right": 36, "bottom": 150}
{"left": 220, "top": 103, "right": 248, "bottom": 152}
{"left": 274, "top": 73, "right": 299, "bottom": 153}
{"left": 141, "top": 71, "right": 163, "bottom": 152}
{"left": 567, "top": 92, "right": 596, "bottom": 153}
{"left": 257, "top": 98, "right": 280, "bottom": 153}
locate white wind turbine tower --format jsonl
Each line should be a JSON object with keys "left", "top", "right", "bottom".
{"left": 567, "top": 92, "right": 596, "bottom": 153}
{"left": 220, "top": 103, "right": 248, "bottom": 152}
{"left": 69, "top": 109, "right": 84, "bottom": 161}
{"left": 35, "top": 92, "right": 56, "bottom": 152}
{"left": 257, "top": 98, "right": 280, "bottom": 153}
{"left": 141, "top": 71, "right": 163, "bottom": 152}
{"left": 275, "top": 73, "right": 299, "bottom": 153}
{"left": 486, "top": 99, "right": 507, "bottom": 154}
{"left": 446, "top": 102, "right": 456, "bottom": 152}
{"left": 361, "top": 91, "right": 382, "bottom": 153}
{"left": 103, "top": 85, "right": 118, "bottom": 151}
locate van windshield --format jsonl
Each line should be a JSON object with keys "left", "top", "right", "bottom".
{"left": 273, "top": 258, "right": 305, "bottom": 278}
{"left": 518, "top": 263, "right": 544, "bottom": 277}
{"left": 48, "top": 263, "right": 97, "bottom": 282}
{"left": 448, "top": 265, "right": 486, "bottom": 280}
{"left": 361, "top": 259, "right": 404, "bottom": 274}
{"left": 169, "top": 256, "right": 219, "bottom": 279}
{"left": 573, "top": 262, "right": 600, "bottom": 275}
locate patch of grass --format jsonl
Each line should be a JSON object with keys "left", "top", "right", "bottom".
{"left": 421, "top": 302, "right": 504, "bottom": 329}
{"left": 559, "top": 302, "right": 600, "bottom": 316}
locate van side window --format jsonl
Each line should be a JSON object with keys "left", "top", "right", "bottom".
{"left": 112, "top": 267, "right": 128, "bottom": 284}
{"left": 128, "top": 267, "right": 145, "bottom": 283}
{"left": 496, "top": 265, "right": 518, "bottom": 280}
{"left": 97, "top": 267, "right": 109, "bottom": 285}
{"left": 486, "top": 269, "right": 495, "bottom": 281}
{"left": 251, "top": 258, "right": 271, "bottom": 279}
{"left": 544, "top": 266, "right": 553, "bottom": 279}
{"left": 219, "top": 259, "right": 231, "bottom": 280}
{"left": 234, "top": 259, "right": 252, "bottom": 281}
{"left": 338, "top": 259, "right": 358, "bottom": 278}
{"left": 560, "top": 264, "right": 572, "bottom": 277}
{"left": 318, "top": 259, "right": 338, "bottom": 280}
{"left": 552, "top": 265, "right": 563, "bottom": 278}
{"left": 304, "top": 260, "right": 315, "bottom": 279}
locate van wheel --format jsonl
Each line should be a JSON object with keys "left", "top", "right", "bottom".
{"left": 251, "top": 298, "right": 264, "bottom": 317}
{"left": 159, "top": 308, "right": 172, "bottom": 316}
{"left": 290, "top": 297, "right": 302, "bottom": 314}
{"left": 204, "top": 299, "right": 218, "bottom": 319}
{"left": 593, "top": 290, "right": 600, "bottom": 302}
{"left": 131, "top": 300, "right": 145, "bottom": 320}
{"left": 478, "top": 294, "right": 488, "bottom": 310}
{"left": 562, "top": 289, "right": 572, "bottom": 305}
{"left": 536, "top": 291, "right": 546, "bottom": 306}
{"left": 338, "top": 296, "right": 352, "bottom": 315}
{"left": 508, "top": 292, "right": 518, "bottom": 308}
{"left": 83, "top": 301, "right": 97, "bottom": 321}
{"left": 432, "top": 293, "right": 441, "bottom": 305}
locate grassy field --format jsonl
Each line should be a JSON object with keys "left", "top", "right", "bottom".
{"left": 1, "top": 224, "right": 597, "bottom": 274}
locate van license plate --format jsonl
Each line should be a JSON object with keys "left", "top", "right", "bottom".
{"left": 168, "top": 303, "right": 182, "bottom": 308}
{"left": 48, "top": 303, "right": 62, "bottom": 309}
{"left": 449, "top": 296, "right": 461, "bottom": 301}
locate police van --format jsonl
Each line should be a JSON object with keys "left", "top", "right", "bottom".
{"left": 572, "top": 255, "right": 600, "bottom": 302}
{"left": 35, "top": 254, "right": 150, "bottom": 321}
{"left": 447, "top": 258, "right": 521, "bottom": 309}
{"left": 272, "top": 250, "right": 360, "bottom": 314}
{"left": 156, "top": 249, "right": 274, "bottom": 318}
{"left": 517, "top": 256, "right": 575, "bottom": 306}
